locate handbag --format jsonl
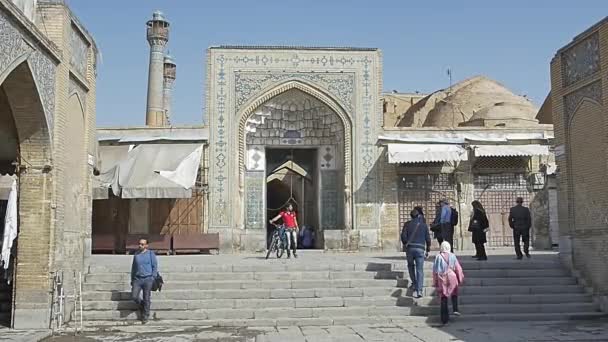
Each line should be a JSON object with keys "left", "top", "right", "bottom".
{"left": 148, "top": 251, "right": 164, "bottom": 292}
{"left": 430, "top": 223, "right": 440, "bottom": 233}
{"left": 468, "top": 219, "right": 481, "bottom": 232}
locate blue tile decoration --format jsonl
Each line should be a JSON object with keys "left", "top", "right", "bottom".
{"left": 0, "top": 11, "right": 57, "bottom": 134}
{"left": 245, "top": 171, "right": 264, "bottom": 229}
{"left": 321, "top": 170, "right": 339, "bottom": 229}
{"left": 208, "top": 48, "right": 380, "bottom": 230}
{"left": 562, "top": 32, "right": 601, "bottom": 87}
{"left": 235, "top": 71, "right": 355, "bottom": 112}
{"left": 564, "top": 80, "right": 603, "bottom": 121}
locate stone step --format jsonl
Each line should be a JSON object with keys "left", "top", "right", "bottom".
{"left": 82, "top": 306, "right": 413, "bottom": 321}
{"left": 82, "top": 291, "right": 595, "bottom": 311}
{"left": 416, "top": 293, "right": 593, "bottom": 305}
{"left": 77, "top": 311, "right": 608, "bottom": 328}
{"left": 410, "top": 302, "right": 599, "bottom": 316}
{"left": 87, "top": 260, "right": 562, "bottom": 274}
{"left": 82, "top": 276, "right": 577, "bottom": 292}
{"left": 84, "top": 287, "right": 405, "bottom": 301}
{"left": 421, "top": 285, "right": 586, "bottom": 296}
{"left": 84, "top": 268, "right": 568, "bottom": 283}
{"left": 82, "top": 284, "right": 586, "bottom": 302}
{"left": 83, "top": 279, "right": 402, "bottom": 291}
{"left": 82, "top": 296, "right": 419, "bottom": 311}
{"left": 77, "top": 316, "right": 429, "bottom": 328}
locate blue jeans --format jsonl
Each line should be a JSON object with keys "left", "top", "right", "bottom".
{"left": 406, "top": 247, "right": 425, "bottom": 292}
{"left": 131, "top": 277, "right": 154, "bottom": 319}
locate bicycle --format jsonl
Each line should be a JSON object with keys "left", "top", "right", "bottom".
{"left": 266, "top": 223, "right": 287, "bottom": 259}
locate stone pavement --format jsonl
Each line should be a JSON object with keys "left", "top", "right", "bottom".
{"left": 0, "top": 328, "right": 50, "bottom": 342}
{"left": 39, "top": 319, "right": 608, "bottom": 342}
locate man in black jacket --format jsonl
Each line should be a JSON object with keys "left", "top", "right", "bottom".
{"left": 508, "top": 197, "right": 532, "bottom": 259}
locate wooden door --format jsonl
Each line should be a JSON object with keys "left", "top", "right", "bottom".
{"left": 149, "top": 190, "right": 203, "bottom": 235}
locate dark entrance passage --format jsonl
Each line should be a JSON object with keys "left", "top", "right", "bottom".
{"left": 266, "top": 148, "right": 321, "bottom": 249}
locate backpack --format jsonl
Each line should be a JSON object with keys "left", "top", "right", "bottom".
{"left": 451, "top": 208, "right": 459, "bottom": 226}
{"left": 400, "top": 221, "right": 410, "bottom": 245}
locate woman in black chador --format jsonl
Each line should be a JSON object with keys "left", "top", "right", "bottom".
{"left": 469, "top": 200, "right": 489, "bottom": 260}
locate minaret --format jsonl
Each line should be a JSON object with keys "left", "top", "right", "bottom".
{"left": 162, "top": 55, "right": 176, "bottom": 126}
{"left": 145, "top": 11, "right": 170, "bottom": 127}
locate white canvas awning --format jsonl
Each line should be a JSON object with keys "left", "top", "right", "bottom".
{"left": 387, "top": 144, "right": 468, "bottom": 164}
{"left": 94, "top": 143, "right": 203, "bottom": 199}
{"left": 92, "top": 145, "right": 132, "bottom": 200}
{"left": 472, "top": 144, "right": 550, "bottom": 157}
{"left": 0, "top": 175, "right": 16, "bottom": 201}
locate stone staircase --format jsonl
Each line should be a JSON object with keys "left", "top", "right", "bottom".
{"left": 79, "top": 252, "right": 604, "bottom": 327}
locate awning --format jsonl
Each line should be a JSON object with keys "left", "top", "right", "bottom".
{"left": 0, "top": 175, "right": 16, "bottom": 201}
{"left": 472, "top": 144, "right": 550, "bottom": 157}
{"left": 387, "top": 144, "right": 468, "bottom": 164}
{"left": 92, "top": 145, "right": 132, "bottom": 200}
{"left": 94, "top": 143, "right": 203, "bottom": 199}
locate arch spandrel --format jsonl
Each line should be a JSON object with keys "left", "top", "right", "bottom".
{"left": 236, "top": 80, "right": 354, "bottom": 232}
{"left": 236, "top": 79, "right": 353, "bottom": 182}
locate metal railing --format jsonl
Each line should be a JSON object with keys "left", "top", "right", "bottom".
{"left": 50, "top": 270, "right": 83, "bottom": 335}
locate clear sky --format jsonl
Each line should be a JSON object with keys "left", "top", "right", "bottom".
{"left": 66, "top": 0, "right": 607, "bottom": 127}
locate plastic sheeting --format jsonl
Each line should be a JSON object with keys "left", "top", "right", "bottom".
{"left": 387, "top": 144, "right": 468, "bottom": 164}
{"left": 472, "top": 144, "right": 550, "bottom": 157}
{"left": 95, "top": 144, "right": 203, "bottom": 199}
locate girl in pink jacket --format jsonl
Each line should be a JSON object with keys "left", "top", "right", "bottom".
{"left": 433, "top": 241, "right": 464, "bottom": 324}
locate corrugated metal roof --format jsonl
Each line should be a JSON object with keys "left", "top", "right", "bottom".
{"left": 378, "top": 130, "right": 554, "bottom": 144}
{"left": 387, "top": 144, "right": 468, "bottom": 164}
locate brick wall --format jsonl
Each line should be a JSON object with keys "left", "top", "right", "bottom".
{"left": 378, "top": 147, "right": 399, "bottom": 251}
{"left": 550, "top": 18, "right": 608, "bottom": 302}
{"left": 1, "top": 1, "right": 98, "bottom": 328}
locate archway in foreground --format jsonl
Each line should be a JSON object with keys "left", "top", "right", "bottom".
{"left": 241, "top": 88, "right": 347, "bottom": 249}
{"left": 0, "top": 61, "right": 53, "bottom": 328}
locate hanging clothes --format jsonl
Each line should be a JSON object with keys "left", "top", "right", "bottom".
{"left": 1, "top": 178, "right": 17, "bottom": 271}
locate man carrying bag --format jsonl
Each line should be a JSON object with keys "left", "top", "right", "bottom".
{"left": 130, "top": 238, "right": 160, "bottom": 324}
{"left": 401, "top": 209, "right": 432, "bottom": 298}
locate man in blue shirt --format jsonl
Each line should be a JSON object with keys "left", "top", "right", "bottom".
{"left": 433, "top": 200, "right": 455, "bottom": 252}
{"left": 131, "top": 238, "right": 158, "bottom": 323}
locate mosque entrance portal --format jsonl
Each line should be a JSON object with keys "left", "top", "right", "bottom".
{"left": 265, "top": 148, "right": 321, "bottom": 249}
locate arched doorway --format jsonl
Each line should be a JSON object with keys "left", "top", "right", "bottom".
{"left": 241, "top": 88, "right": 347, "bottom": 249}
{"left": 0, "top": 61, "right": 53, "bottom": 327}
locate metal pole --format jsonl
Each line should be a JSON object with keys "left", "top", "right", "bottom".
{"left": 79, "top": 271, "right": 83, "bottom": 332}
{"left": 58, "top": 272, "right": 64, "bottom": 330}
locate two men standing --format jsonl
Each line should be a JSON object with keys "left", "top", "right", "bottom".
{"left": 509, "top": 197, "right": 532, "bottom": 259}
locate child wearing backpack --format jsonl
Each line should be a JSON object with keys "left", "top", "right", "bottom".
{"left": 433, "top": 241, "right": 464, "bottom": 325}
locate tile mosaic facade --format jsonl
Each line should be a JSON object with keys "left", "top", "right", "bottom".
{"left": 321, "top": 170, "right": 339, "bottom": 229}
{"left": 0, "top": 10, "right": 56, "bottom": 133}
{"left": 235, "top": 71, "right": 355, "bottom": 112}
{"left": 319, "top": 145, "right": 337, "bottom": 170}
{"left": 561, "top": 32, "right": 601, "bottom": 87}
{"left": 564, "top": 79, "right": 603, "bottom": 120}
{"left": 207, "top": 47, "right": 381, "bottom": 233}
{"left": 69, "top": 24, "right": 89, "bottom": 78}
{"left": 245, "top": 171, "right": 265, "bottom": 229}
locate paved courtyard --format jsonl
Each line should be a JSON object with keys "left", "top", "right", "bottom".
{"left": 39, "top": 320, "right": 608, "bottom": 342}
